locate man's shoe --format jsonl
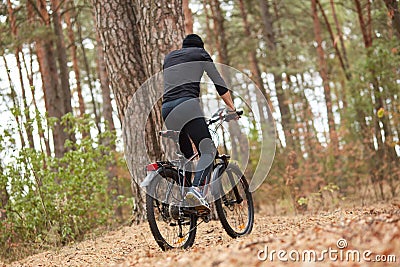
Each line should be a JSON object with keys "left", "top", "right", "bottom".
{"left": 185, "top": 187, "right": 211, "bottom": 214}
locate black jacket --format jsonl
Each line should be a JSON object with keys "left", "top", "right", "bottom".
{"left": 162, "top": 47, "right": 228, "bottom": 103}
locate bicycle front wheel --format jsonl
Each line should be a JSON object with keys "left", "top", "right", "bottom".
{"left": 215, "top": 164, "right": 254, "bottom": 238}
{"left": 146, "top": 168, "right": 197, "bottom": 250}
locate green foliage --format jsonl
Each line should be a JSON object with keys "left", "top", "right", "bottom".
{"left": 296, "top": 183, "right": 342, "bottom": 210}
{"left": 297, "top": 196, "right": 308, "bottom": 207}
{"left": 0, "top": 114, "right": 118, "bottom": 258}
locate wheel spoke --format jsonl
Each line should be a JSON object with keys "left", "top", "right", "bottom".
{"left": 215, "top": 165, "right": 254, "bottom": 238}
{"left": 146, "top": 168, "right": 197, "bottom": 250}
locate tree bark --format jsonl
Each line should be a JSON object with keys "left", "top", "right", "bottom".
{"left": 238, "top": 0, "right": 267, "bottom": 123}
{"left": 383, "top": 0, "right": 400, "bottom": 38}
{"left": 26, "top": 1, "right": 51, "bottom": 155}
{"left": 22, "top": 45, "right": 50, "bottom": 155}
{"left": 259, "top": 0, "right": 294, "bottom": 149}
{"left": 2, "top": 55, "right": 26, "bottom": 148}
{"left": 330, "top": 0, "right": 351, "bottom": 79}
{"left": 65, "top": 0, "right": 85, "bottom": 117}
{"left": 0, "top": 165, "right": 8, "bottom": 221}
{"left": 96, "top": 33, "right": 115, "bottom": 133}
{"left": 32, "top": 0, "right": 71, "bottom": 157}
{"left": 259, "top": 0, "right": 276, "bottom": 51}
{"left": 203, "top": 0, "right": 215, "bottom": 55}
{"left": 132, "top": 0, "right": 185, "bottom": 161}
{"left": 75, "top": 19, "right": 102, "bottom": 134}
{"left": 92, "top": 0, "right": 185, "bottom": 221}
{"left": 50, "top": 0, "right": 73, "bottom": 116}
{"left": 39, "top": 20, "right": 65, "bottom": 157}
{"left": 183, "top": 0, "right": 194, "bottom": 34}
{"left": 317, "top": 0, "right": 350, "bottom": 81}
{"left": 208, "top": 0, "right": 247, "bottom": 159}
{"left": 354, "top": 0, "right": 373, "bottom": 48}
{"left": 311, "top": 0, "right": 339, "bottom": 150}
{"left": 209, "top": 0, "right": 229, "bottom": 65}
{"left": 7, "top": 0, "right": 35, "bottom": 149}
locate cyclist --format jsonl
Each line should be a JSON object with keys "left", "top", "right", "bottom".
{"left": 162, "top": 34, "right": 237, "bottom": 213}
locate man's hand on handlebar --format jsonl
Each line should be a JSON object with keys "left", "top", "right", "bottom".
{"left": 207, "top": 108, "right": 243, "bottom": 125}
{"left": 225, "top": 108, "right": 242, "bottom": 121}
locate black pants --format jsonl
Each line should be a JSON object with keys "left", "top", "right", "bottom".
{"left": 162, "top": 97, "right": 215, "bottom": 187}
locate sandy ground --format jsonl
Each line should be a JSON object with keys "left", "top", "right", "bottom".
{"left": 4, "top": 202, "right": 400, "bottom": 267}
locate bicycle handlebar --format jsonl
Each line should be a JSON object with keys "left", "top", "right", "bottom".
{"left": 207, "top": 110, "right": 243, "bottom": 125}
{"left": 158, "top": 110, "right": 243, "bottom": 142}
{"left": 160, "top": 110, "right": 243, "bottom": 141}
{"left": 225, "top": 110, "right": 243, "bottom": 121}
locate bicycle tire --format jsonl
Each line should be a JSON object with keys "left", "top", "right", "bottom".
{"left": 146, "top": 168, "right": 197, "bottom": 250}
{"left": 215, "top": 164, "right": 254, "bottom": 238}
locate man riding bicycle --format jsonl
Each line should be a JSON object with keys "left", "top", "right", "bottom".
{"left": 162, "top": 34, "right": 237, "bottom": 213}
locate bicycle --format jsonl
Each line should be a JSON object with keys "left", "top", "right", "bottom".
{"left": 141, "top": 108, "right": 254, "bottom": 250}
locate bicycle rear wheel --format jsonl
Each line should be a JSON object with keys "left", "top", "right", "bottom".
{"left": 215, "top": 164, "right": 254, "bottom": 238}
{"left": 146, "top": 168, "right": 197, "bottom": 250}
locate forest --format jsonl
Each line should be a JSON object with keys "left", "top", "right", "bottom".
{"left": 0, "top": 0, "right": 399, "bottom": 264}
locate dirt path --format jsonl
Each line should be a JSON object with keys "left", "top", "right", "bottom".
{"left": 6, "top": 202, "right": 400, "bottom": 267}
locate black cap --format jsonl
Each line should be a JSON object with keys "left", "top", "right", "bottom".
{"left": 182, "top": 34, "right": 204, "bottom": 48}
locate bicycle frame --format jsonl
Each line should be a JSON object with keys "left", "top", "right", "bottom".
{"left": 143, "top": 109, "right": 252, "bottom": 251}
{"left": 142, "top": 109, "right": 243, "bottom": 209}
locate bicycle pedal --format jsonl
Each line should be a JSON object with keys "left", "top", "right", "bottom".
{"left": 195, "top": 205, "right": 210, "bottom": 213}
{"left": 202, "top": 215, "right": 211, "bottom": 223}
{"left": 196, "top": 208, "right": 211, "bottom": 217}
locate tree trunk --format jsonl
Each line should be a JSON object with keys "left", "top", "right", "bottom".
{"left": 209, "top": 0, "right": 229, "bottom": 65}
{"left": 7, "top": 0, "right": 35, "bottom": 149}
{"left": 383, "top": 0, "right": 400, "bottom": 38}
{"left": 183, "top": 0, "right": 194, "bottom": 34}
{"left": 96, "top": 33, "right": 115, "bottom": 133}
{"left": 317, "top": 0, "right": 350, "bottom": 81}
{"left": 259, "top": 0, "right": 294, "bottom": 149}
{"left": 33, "top": 0, "right": 70, "bottom": 157}
{"left": 75, "top": 19, "right": 102, "bottom": 134}
{"left": 354, "top": 0, "right": 373, "bottom": 48}
{"left": 0, "top": 165, "right": 8, "bottom": 221}
{"left": 22, "top": 45, "right": 51, "bottom": 155}
{"left": 50, "top": 0, "right": 72, "bottom": 116}
{"left": 92, "top": 0, "right": 185, "bottom": 222}
{"left": 65, "top": 0, "right": 85, "bottom": 117}
{"left": 2, "top": 55, "right": 26, "bottom": 148}
{"left": 208, "top": 0, "right": 247, "bottom": 159}
{"left": 132, "top": 0, "right": 185, "bottom": 161}
{"left": 93, "top": 28, "right": 121, "bottom": 218}
{"left": 26, "top": 1, "right": 51, "bottom": 155}
{"left": 238, "top": 0, "right": 267, "bottom": 123}
{"left": 330, "top": 0, "right": 351, "bottom": 79}
{"left": 311, "top": 0, "right": 339, "bottom": 151}
{"left": 203, "top": 0, "right": 215, "bottom": 55}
